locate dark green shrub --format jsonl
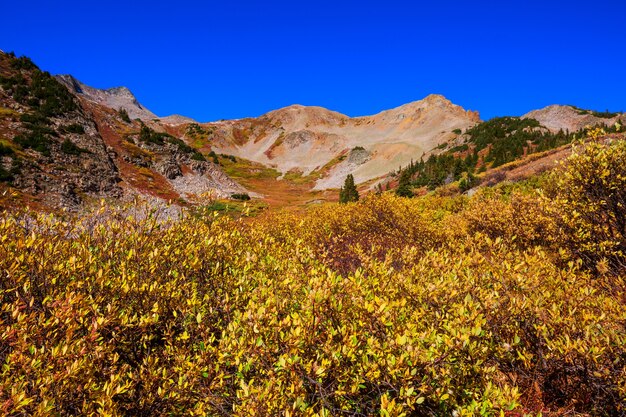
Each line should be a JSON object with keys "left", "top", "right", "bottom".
{"left": 0, "top": 165, "right": 12, "bottom": 182}
{"left": 220, "top": 154, "right": 237, "bottom": 163}
{"left": 231, "top": 193, "right": 251, "bottom": 201}
{"left": 118, "top": 108, "right": 131, "bottom": 123}
{"left": 0, "top": 144, "right": 14, "bottom": 156}
{"left": 9, "top": 55, "right": 37, "bottom": 71}
{"left": 59, "top": 124, "right": 85, "bottom": 134}
{"left": 167, "top": 137, "right": 194, "bottom": 153}
{"left": 14, "top": 132, "right": 50, "bottom": 156}
{"left": 61, "top": 139, "right": 87, "bottom": 155}
{"left": 191, "top": 151, "right": 206, "bottom": 161}
{"left": 19, "top": 112, "right": 50, "bottom": 125}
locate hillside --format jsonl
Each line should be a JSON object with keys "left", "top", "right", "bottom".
{"left": 522, "top": 104, "right": 624, "bottom": 133}
{"left": 0, "top": 52, "right": 250, "bottom": 211}
{"left": 386, "top": 112, "right": 624, "bottom": 198}
{"left": 207, "top": 95, "right": 480, "bottom": 190}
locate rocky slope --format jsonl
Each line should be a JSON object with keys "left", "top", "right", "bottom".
{"left": 56, "top": 74, "right": 159, "bottom": 121}
{"left": 522, "top": 105, "right": 624, "bottom": 133}
{"left": 0, "top": 52, "right": 249, "bottom": 211}
{"left": 208, "top": 95, "right": 481, "bottom": 189}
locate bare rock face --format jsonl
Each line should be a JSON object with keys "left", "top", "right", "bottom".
{"left": 283, "top": 130, "right": 316, "bottom": 149}
{"left": 347, "top": 147, "right": 370, "bottom": 165}
{"left": 155, "top": 159, "right": 183, "bottom": 180}
{"left": 169, "top": 161, "right": 250, "bottom": 199}
{"left": 56, "top": 74, "right": 158, "bottom": 121}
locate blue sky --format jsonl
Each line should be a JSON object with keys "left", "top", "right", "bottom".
{"left": 2, "top": 1, "right": 625, "bottom": 121}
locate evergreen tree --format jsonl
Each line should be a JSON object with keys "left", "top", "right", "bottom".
{"left": 339, "top": 174, "right": 359, "bottom": 203}
{"left": 395, "top": 170, "right": 414, "bottom": 198}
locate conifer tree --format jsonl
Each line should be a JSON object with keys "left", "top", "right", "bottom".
{"left": 395, "top": 170, "right": 414, "bottom": 198}
{"left": 339, "top": 174, "right": 359, "bottom": 203}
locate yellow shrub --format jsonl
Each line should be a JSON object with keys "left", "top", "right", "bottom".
{"left": 0, "top": 187, "right": 624, "bottom": 415}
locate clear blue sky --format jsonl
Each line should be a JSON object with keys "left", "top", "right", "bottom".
{"left": 2, "top": 1, "right": 625, "bottom": 121}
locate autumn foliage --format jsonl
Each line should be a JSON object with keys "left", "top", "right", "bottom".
{"left": 1, "top": 139, "right": 626, "bottom": 416}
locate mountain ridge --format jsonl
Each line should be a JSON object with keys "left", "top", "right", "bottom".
{"left": 56, "top": 74, "right": 158, "bottom": 121}
{"left": 1, "top": 51, "right": 624, "bottom": 211}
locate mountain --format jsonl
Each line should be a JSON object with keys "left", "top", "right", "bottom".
{"left": 2, "top": 52, "right": 624, "bottom": 212}
{"left": 56, "top": 74, "right": 158, "bottom": 121}
{"left": 208, "top": 94, "right": 480, "bottom": 189}
{"left": 0, "top": 52, "right": 248, "bottom": 210}
{"left": 522, "top": 104, "right": 624, "bottom": 133}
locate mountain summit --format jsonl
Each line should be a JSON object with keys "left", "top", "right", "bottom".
{"left": 209, "top": 94, "right": 481, "bottom": 189}
{"left": 56, "top": 74, "right": 158, "bottom": 121}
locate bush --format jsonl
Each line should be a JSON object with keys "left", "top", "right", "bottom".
{"left": 118, "top": 107, "right": 131, "bottom": 123}
{"left": 61, "top": 139, "right": 87, "bottom": 155}
{"left": 19, "top": 112, "right": 50, "bottom": 125}
{"left": 552, "top": 139, "right": 626, "bottom": 274}
{"left": 0, "top": 143, "right": 14, "bottom": 157}
{"left": 231, "top": 193, "right": 250, "bottom": 201}
{"left": 0, "top": 58, "right": 78, "bottom": 118}
{"left": 220, "top": 154, "right": 237, "bottom": 163}
{"left": 9, "top": 54, "right": 37, "bottom": 70}
{"left": 0, "top": 165, "right": 12, "bottom": 182}
{"left": 458, "top": 171, "right": 477, "bottom": 192}
{"left": 191, "top": 151, "right": 206, "bottom": 161}
{"left": 29, "top": 70, "right": 78, "bottom": 117}
{"left": 14, "top": 131, "right": 51, "bottom": 156}
{"left": 59, "top": 123, "right": 85, "bottom": 134}
{"left": 463, "top": 190, "right": 559, "bottom": 250}
{"left": 166, "top": 137, "right": 194, "bottom": 154}
{"left": 185, "top": 123, "right": 207, "bottom": 137}
{"left": 1, "top": 196, "right": 623, "bottom": 415}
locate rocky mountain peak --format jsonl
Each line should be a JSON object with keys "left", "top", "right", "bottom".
{"left": 369, "top": 94, "right": 480, "bottom": 124}
{"left": 56, "top": 74, "right": 157, "bottom": 121}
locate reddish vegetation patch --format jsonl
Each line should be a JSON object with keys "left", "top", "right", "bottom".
{"left": 117, "top": 159, "right": 180, "bottom": 201}
{"left": 0, "top": 185, "right": 49, "bottom": 212}
{"left": 231, "top": 124, "right": 252, "bottom": 146}
{"left": 86, "top": 102, "right": 180, "bottom": 201}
